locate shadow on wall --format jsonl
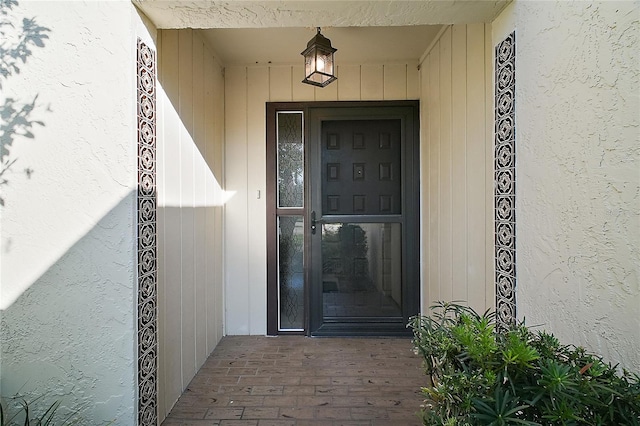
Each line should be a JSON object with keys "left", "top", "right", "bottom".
{"left": 0, "top": 0, "right": 50, "bottom": 206}
{"left": 0, "top": 193, "right": 138, "bottom": 424}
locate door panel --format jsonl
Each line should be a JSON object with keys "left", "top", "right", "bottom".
{"left": 322, "top": 120, "right": 402, "bottom": 215}
{"left": 307, "top": 104, "right": 419, "bottom": 336}
{"left": 319, "top": 119, "right": 403, "bottom": 324}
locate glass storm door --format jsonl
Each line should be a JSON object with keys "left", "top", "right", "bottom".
{"left": 308, "top": 105, "right": 420, "bottom": 336}
{"left": 266, "top": 102, "right": 419, "bottom": 336}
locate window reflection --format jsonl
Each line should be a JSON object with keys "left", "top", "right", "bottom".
{"left": 321, "top": 223, "right": 402, "bottom": 318}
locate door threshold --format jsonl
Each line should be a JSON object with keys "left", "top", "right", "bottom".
{"left": 310, "top": 322, "right": 412, "bottom": 337}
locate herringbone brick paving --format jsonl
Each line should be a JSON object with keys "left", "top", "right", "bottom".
{"left": 161, "top": 335, "right": 426, "bottom": 425}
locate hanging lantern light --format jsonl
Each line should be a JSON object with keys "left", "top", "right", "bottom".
{"left": 301, "top": 27, "right": 337, "bottom": 87}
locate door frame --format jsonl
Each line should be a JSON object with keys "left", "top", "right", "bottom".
{"left": 266, "top": 101, "right": 420, "bottom": 336}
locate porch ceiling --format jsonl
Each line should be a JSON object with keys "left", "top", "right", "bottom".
{"left": 134, "top": 0, "right": 510, "bottom": 66}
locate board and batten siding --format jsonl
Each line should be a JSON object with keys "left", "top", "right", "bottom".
{"left": 156, "top": 29, "right": 225, "bottom": 421}
{"left": 224, "top": 63, "right": 420, "bottom": 335}
{"left": 420, "top": 24, "right": 495, "bottom": 314}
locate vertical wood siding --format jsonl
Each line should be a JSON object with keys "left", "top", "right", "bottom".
{"left": 420, "top": 24, "right": 495, "bottom": 314}
{"left": 156, "top": 29, "right": 225, "bottom": 422}
{"left": 156, "top": 26, "right": 495, "bottom": 413}
{"left": 224, "top": 62, "right": 419, "bottom": 335}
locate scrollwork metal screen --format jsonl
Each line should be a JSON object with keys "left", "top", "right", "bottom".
{"left": 495, "top": 32, "right": 516, "bottom": 331}
{"left": 137, "top": 38, "right": 157, "bottom": 425}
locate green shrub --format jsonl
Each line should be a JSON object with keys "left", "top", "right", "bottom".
{"left": 408, "top": 302, "right": 640, "bottom": 425}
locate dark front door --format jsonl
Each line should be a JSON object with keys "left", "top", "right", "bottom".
{"left": 266, "top": 101, "right": 419, "bottom": 336}
{"left": 307, "top": 105, "right": 419, "bottom": 336}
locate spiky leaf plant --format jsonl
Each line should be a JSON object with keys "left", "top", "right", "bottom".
{"left": 0, "top": 395, "right": 80, "bottom": 426}
{"left": 408, "top": 302, "right": 640, "bottom": 425}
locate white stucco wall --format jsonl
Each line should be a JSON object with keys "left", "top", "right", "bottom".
{"left": 493, "top": 1, "right": 640, "bottom": 370}
{"left": 0, "top": 1, "right": 154, "bottom": 423}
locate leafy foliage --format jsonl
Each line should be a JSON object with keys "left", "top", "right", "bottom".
{"left": 0, "top": 395, "right": 79, "bottom": 426}
{"left": 408, "top": 302, "right": 640, "bottom": 425}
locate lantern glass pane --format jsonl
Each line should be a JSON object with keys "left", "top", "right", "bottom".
{"left": 319, "top": 52, "right": 333, "bottom": 74}
{"left": 304, "top": 51, "right": 315, "bottom": 77}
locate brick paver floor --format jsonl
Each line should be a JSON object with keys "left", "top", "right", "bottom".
{"left": 161, "top": 335, "right": 427, "bottom": 425}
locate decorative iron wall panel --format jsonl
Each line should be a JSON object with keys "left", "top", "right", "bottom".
{"left": 495, "top": 32, "right": 516, "bottom": 331}
{"left": 137, "top": 38, "right": 157, "bottom": 426}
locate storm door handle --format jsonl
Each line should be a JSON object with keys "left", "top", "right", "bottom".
{"left": 311, "top": 211, "right": 321, "bottom": 235}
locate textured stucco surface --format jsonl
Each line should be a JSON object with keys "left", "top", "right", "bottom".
{"left": 493, "top": 1, "right": 639, "bottom": 371}
{"left": 0, "top": 2, "right": 146, "bottom": 423}
{"left": 135, "top": 0, "right": 510, "bottom": 29}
